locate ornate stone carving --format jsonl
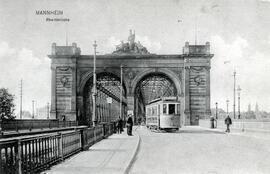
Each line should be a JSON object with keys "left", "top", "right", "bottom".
{"left": 58, "top": 66, "right": 71, "bottom": 71}
{"left": 60, "top": 76, "right": 69, "bottom": 87}
{"left": 190, "top": 66, "right": 205, "bottom": 72}
{"left": 113, "top": 30, "right": 150, "bottom": 55}
{"left": 194, "top": 75, "right": 203, "bottom": 86}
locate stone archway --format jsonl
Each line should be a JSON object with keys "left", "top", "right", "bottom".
{"left": 131, "top": 68, "right": 182, "bottom": 96}
{"left": 77, "top": 71, "right": 128, "bottom": 125}
{"left": 129, "top": 68, "right": 183, "bottom": 124}
{"left": 49, "top": 40, "right": 212, "bottom": 125}
{"left": 78, "top": 69, "right": 129, "bottom": 97}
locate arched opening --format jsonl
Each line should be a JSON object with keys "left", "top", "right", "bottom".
{"left": 80, "top": 72, "right": 127, "bottom": 126}
{"left": 134, "top": 73, "right": 177, "bottom": 123}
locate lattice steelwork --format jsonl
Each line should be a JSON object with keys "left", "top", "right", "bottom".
{"left": 134, "top": 73, "right": 177, "bottom": 122}
{"left": 83, "top": 73, "right": 126, "bottom": 125}
{"left": 135, "top": 74, "right": 177, "bottom": 105}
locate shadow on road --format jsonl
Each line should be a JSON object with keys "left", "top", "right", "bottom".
{"left": 178, "top": 129, "right": 225, "bottom": 134}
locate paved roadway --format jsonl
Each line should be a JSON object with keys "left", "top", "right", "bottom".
{"left": 130, "top": 126, "right": 270, "bottom": 174}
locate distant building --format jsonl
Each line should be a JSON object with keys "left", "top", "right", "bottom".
{"left": 255, "top": 102, "right": 261, "bottom": 120}
{"left": 248, "top": 103, "right": 251, "bottom": 112}
{"left": 255, "top": 102, "right": 259, "bottom": 113}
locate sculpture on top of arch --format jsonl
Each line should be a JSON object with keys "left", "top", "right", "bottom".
{"left": 113, "top": 30, "right": 150, "bottom": 55}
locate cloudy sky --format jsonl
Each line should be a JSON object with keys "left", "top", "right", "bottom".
{"left": 1, "top": 0, "right": 270, "bottom": 115}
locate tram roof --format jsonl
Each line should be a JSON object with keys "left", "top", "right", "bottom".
{"left": 148, "top": 97, "right": 177, "bottom": 105}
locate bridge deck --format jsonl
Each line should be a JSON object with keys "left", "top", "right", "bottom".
{"left": 44, "top": 126, "right": 270, "bottom": 174}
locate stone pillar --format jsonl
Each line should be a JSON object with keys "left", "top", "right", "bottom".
{"left": 70, "top": 66, "right": 77, "bottom": 120}
{"left": 50, "top": 65, "right": 57, "bottom": 119}
{"left": 127, "top": 96, "right": 134, "bottom": 117}
{"left": 184, "top": 66, "right": 191, "bottom": 125}
{"left": 76, "top": 95, "right": 84, "bottom": 124}
{"left": 205, "top": 67, "right": 211, "bottom": 118}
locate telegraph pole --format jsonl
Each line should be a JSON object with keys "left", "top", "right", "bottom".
{"left": 233, "top": 70, "right": 236, "bottom": 119}
{"left": 120, "top": 64, "right": 123, "bottom": 119}
{"left": 19, "top": 79, "right": 23, "bottom": 119}
{"left": 32, "top": 100, "right": 35, "bottom": 119}
{"left": 47, "top": 102, "right": 50, "bottom": 119}
{"left": 215, "top": 102, "right": 218, "bottom": 120}
{"left": 92, "top": 41, "right": 97, "bottom": 127}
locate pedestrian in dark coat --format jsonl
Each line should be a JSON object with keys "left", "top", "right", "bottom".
{"left": 117, "top": 117, "right": 123, "bottom": 134}
{"left": 225, "top": 115, "right": 232, "bottom": 133}
{"left": 126, "top": 116, "right": 133, "bottom": 136}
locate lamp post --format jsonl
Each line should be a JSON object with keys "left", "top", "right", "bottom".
{"left": 47, "top": 102, "right": 50, "bottom": 119}
{"left": 92, "top": 41, "right": 97, "bottom": 127}
{"left": 215, "top": 102, "right": 218, "bottom": 120}
{"left": 226, "top": 99, "right": 229, "bottom": 115}
{"left": 120, "top": 64, "right": 123, "bottom": 119}
{"left": 237, "top": 86, "right": 241, "bottom": 119}
{"left": 32, "top": 100, "right": 35, "bottom": 119}
{"left": 233, "top": 70, "right": 236, "bottom": 119}
{"left": 20, "top": 79, "right": 23, "bottom": 119}
{"left": 107, "top": 97, "right": 112, "bottom": 122}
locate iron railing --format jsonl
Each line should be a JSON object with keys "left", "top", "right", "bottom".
{"left": 0, "top": 122, "right": 116, "bottom": 174}
{"left": 0, "top": 119, "right": 78, "bottom": 132}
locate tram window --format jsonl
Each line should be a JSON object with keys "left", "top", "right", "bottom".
{"left": 177, "top": 104, "right": 180, "bottom": 114}
{"left": 147, "top": 108, "right": 151, "bottom": 116}
{"left": 163, "top": 104, "right": 167, "bottom": 114}
{"left": 168, "top": 104, "right": 175, "bottom": 114}
{"left": 153, "top": 106, "right": 157, "bottom": 115}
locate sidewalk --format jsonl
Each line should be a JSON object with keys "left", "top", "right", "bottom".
{"left": 198, "top": 125, "right": 270, "bottom": 141}
{"left": 44, "top": 127, "right": 140, "bottom": 174}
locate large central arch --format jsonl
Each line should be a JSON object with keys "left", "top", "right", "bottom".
{"left": 131, "top": 68, "right": 182, "bottom": 96}
{"left": 130, "top": 68, "right": 182, "bottom": 123}
{"left": 133, "top": 72, "right": 178, "bottom": 122}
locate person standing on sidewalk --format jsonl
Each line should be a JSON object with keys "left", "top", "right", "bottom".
{"left": 225, "top": 115, "right": 232, "bottom": 133}
{"left": 127, "top": 115, "right": 133, "bottom": 136}
{"left": 117, "top": 117, "right": 123, "bottom": 134}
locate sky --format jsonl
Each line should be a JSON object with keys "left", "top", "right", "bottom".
{"left": 0, "top": 0, "right": 270, "bottom": 115}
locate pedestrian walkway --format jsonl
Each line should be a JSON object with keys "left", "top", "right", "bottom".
{"left": 44, "top": 127, "right": 140, "bottom": 174}
{"left": 198, "top": 125, "right": 270, "bottom": 141}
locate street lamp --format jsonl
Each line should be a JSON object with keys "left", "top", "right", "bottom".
{"left": 32, "top": 100, "right": 35, "bottom": 119}
{"left": 237, "top": 86, "right": 241, "bottom": 119}
{"left": 215, "top": 102, "right": 218, "bottom": 119}
{"left": 226, "top": 99, "right": 229, "bottom": 115}
{"left": 120, "top": 64, "right": 123, "bottom": 119}
{"left": 107, "top": 97, "right": 112, "bottom": 122}
{"left": 92, "top": 41, "right": 97, "bottom": 127}
{"left": 47, "top": 102, "right": 50, "bottom": 119}
{"left": 233, "top": 70, "right": 236, "bottom": 119}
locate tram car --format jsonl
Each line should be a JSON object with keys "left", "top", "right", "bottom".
{"left": 145, "top": 97, "right": 181, "bottom": 131}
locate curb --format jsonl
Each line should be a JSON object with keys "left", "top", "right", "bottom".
{"left": 124, "top": 127, "right": 141, "bottom": 174}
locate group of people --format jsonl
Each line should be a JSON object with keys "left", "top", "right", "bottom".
{"left": 210, "top": 115, "right": 233, "bottom": 133}
{"left": 116, "top": 115, "right": 133, "bottom": 136}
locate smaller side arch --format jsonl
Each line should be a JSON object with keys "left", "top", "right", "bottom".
{"left": 78, "top": 69, "right": 129, "bottom": 96}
